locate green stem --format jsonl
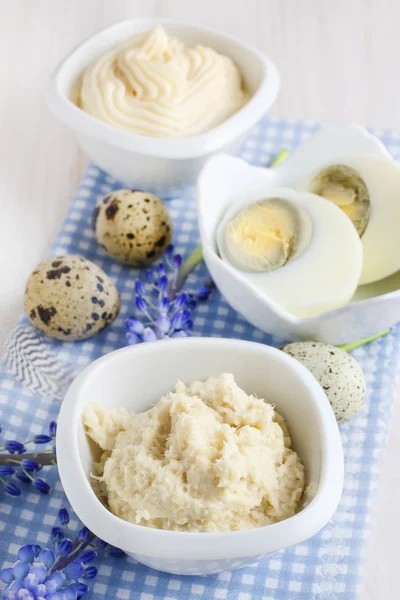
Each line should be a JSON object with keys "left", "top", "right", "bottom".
{"left": 270, "top": 149, "right": 289, "bottom": 167}
{"left": 21, "top": 468, "right": 35, "bottom": 482}
{"left": 0, "top": 452, "right": 56, "bottom": 467}
{"left": 338, "top": 329, "right": 391, "bottom": 352}
{"left": 176, "top": 245, "right": 203, "bottom": 289}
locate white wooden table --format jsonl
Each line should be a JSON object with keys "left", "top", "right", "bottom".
{"left": 0, "top": 2, "right": 398, "bottom": 598}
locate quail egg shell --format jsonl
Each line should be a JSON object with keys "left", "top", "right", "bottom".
{"left": 24, "top": 255, "right": 120, "bottom": 341}
{"left": 216, "top": 186, "right": 363, "bottom": 318}
{"left": 299, "top": 154, "right": 400, "bottom": 285}
{"left": 93, "top": 190, "right": 173, "bottom": 266}
{"left": 281, "top": 341, "right": 366, "bottom": 424}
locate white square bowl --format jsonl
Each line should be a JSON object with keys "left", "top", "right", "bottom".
{"left": 46, "top": 19, "right": 280, "bottom": 190}
{"left": 56, "top": 337, "right": 343, "bottom": 575}
{"left": 197, "top": 134, "right": 400, "bottom": 344}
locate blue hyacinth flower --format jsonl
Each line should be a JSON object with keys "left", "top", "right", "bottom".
{"left": 32, "top": 434, "right": 52, "bottom": 444}
{"left": 18, "top": 545, "right": 35, "bottom": 564}
{"left": 4, "top": 481, "right": 21, "bottom": 496}
{"left": 58, "top": 539, "right": 73, "bottom": 556}
{"left": 125, "top": 248, "right": 213, "bottom": 347}
{"left": 4, "top": 440, "right": 26, "bottom": 454}
{"left": 0, "top": 465, "right": 15, "bottom": 476}
{"left": 21, "top": 459, "right": 40, "bottom": 471}
{"left": 33, "top": 478, "right": 51, "bottom": 495}
{"left": 58, "top": 508, "right": 70, "bottom": 525}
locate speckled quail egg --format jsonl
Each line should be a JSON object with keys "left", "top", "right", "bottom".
{"left": 281, "top": 341, "right": 366, "bottom": 424}
{"left": 93, "top": 190, "right": 173, "bottom": 266}
{"left": 24, "top": 255, "right": 120, "bottom": 341}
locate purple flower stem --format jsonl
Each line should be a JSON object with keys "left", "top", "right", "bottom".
{"left": 49, "top": 532, "right": 96, "bottom": 575}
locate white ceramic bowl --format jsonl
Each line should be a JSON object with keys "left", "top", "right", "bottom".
{"left": 46, "top": 18, "right": 280, "bottom": 190}
{"left": 57, "top": 337, "right": 343, "bottom": 575}
{"left": 197, "top": 125, "right": 400, "bottom": 344}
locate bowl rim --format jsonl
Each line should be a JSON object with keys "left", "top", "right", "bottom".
{"left": 46, "top": 18, "right": 280, "bottom": 160}
{"left": 197, "top": 152, "right": 400, "bottom": 326}
{"left": 56, "top": 337, "right": 343, "bottom": 561}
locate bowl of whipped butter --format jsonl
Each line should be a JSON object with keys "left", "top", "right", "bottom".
{"left": 46, "top": 19, "right": 279, "bottom": 189}
{"left": 57, "top": 337, "right": 343, "bottom": 575}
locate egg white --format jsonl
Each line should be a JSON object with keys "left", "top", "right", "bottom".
{"left": 216, "top": 187, "right": 363, "bottom": 318}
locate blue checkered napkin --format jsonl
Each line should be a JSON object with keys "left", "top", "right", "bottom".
{"left": 1, "top": 116, "right": 400, "bottom": 599}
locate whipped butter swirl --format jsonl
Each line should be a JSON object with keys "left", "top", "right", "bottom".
{"left": 78, "top": 26, "right": 249, "bottom": 138}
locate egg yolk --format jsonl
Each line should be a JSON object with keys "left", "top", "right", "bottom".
{"left": 225, "top": 199, "right": 298, "bottom": 272}
{"left": 310, "top": 164, "right": 370, "bottom": 236}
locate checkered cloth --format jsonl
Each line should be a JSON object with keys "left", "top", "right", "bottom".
{"left": 1, "top": 116, "right": 400, "bottom": 600}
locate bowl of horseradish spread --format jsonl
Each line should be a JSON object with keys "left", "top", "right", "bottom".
{"left": 56, "top": 337, "right": 343, "bottom": 575}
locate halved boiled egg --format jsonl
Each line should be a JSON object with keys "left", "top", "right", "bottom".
{"left": 217, "top": 187, "right": 363, "bottom": 318}
{"left": 299, "top": 154, "right": 400, "bottom": 285}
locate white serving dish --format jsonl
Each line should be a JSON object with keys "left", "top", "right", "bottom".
{"left": 46, "top": 18, "right": 280, "bottom": 190}
{"left": 197, "top": 126, "right": 400, "bottom": 344}
{"left": 57, "top": 337, "right": 343, "bottom": 576}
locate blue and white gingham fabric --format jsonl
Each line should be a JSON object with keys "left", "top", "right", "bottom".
{"left": 1, "top": 115, "right": 400, "bottom": 599}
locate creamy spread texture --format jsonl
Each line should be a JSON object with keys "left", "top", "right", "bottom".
{"left": 84, "top": 373, "right": 305, "bottom": 532}
{"left": 78, "top": 26, "right": 248, "bottom": 138}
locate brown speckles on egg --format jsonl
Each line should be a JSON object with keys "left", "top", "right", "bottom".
{"left": 37, "top": 305, "right": 57, "bottom": 325}
{"left": 46, "top": 266, "right": 71, "bottom": 280}
{"left": 93, "top": 190, "right": 172, "bottom": 266}
{"left": 57, "top": 327, "right": 71, "bottom": 336}
{"left": 105, "top": 198, "right": 120, "bottom": 220}
{"left": 24, "top": 255, "right": 120, "bottom": 341}
{"left": 156, "top": 236, "right": 166, "bottom": 248}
